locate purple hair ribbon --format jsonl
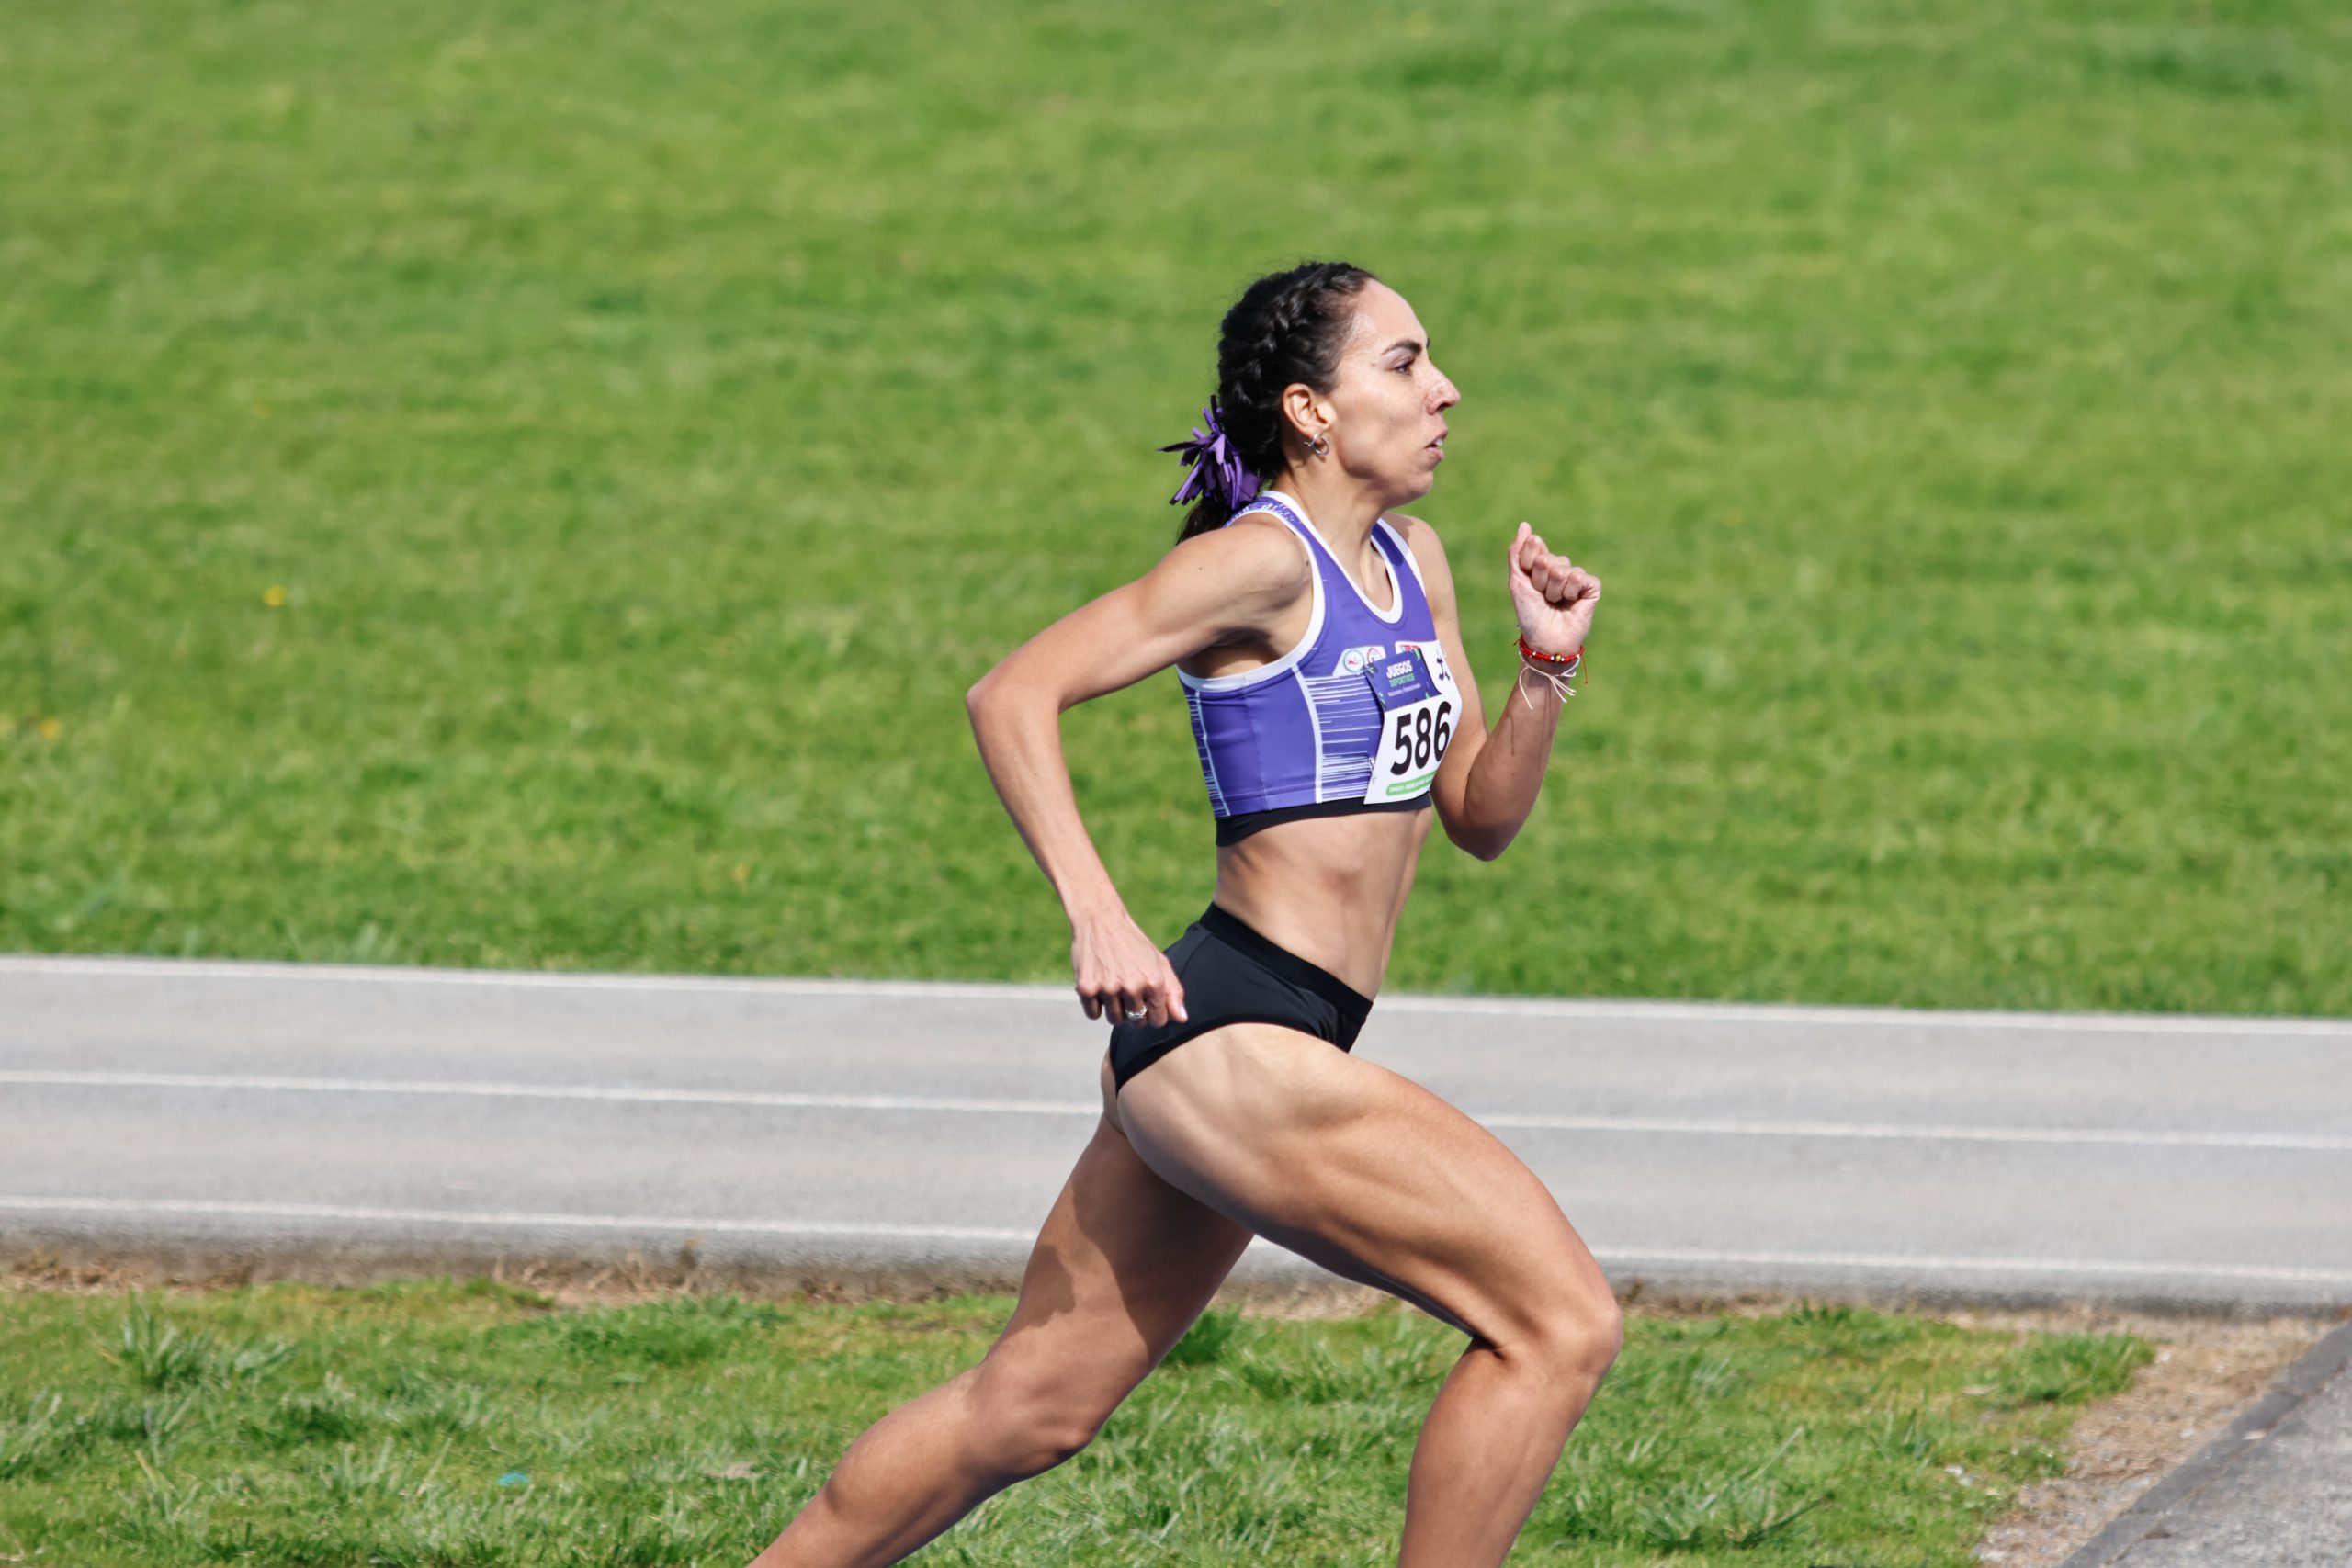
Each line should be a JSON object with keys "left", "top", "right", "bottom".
{"left": 1158, "top": 394, "right": 1261, "bottom": 513}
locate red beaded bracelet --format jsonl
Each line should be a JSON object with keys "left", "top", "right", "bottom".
{"left": 1518, "top": 633, "right": 1583, "bottom": 668}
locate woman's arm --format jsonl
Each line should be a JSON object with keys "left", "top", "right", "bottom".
{"left": 965, "top": 517, "right": 1310, "bottom": 1026}
{"left": 1408, "top": 516, "right": 1603, "bottom": 861}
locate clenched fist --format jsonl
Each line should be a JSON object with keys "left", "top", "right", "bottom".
{"left": 1508, "top": 522, "right": 1602, "bottom": 656}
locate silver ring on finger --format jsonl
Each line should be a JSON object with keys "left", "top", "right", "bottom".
{"left": 1125, "top": 1004, "right": 1148, "bottom": 1021}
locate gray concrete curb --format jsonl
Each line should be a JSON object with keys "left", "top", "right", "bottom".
{"left": 10, "top": 1232, "right": 2346, "bottom": 1320}
{"left": 2056, "top": 1314, "right": 2352, "bottom": 1567}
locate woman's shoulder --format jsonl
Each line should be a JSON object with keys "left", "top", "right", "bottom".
{"left": 1383, "top": 512, "right": 1458, "bottom": 587}
{"left": 1382, "top": 510, "right": 1441, "bottom": 547}
{"left": 1159, "top": 508, "right": 1314, "bottom": 612}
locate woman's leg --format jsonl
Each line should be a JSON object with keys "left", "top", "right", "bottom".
{"left": 745, "top": 1069, "right": 1254, "bottom": 1568}
{"left": 1114, "top": 1023, "right": 1624, "bottom": 1568}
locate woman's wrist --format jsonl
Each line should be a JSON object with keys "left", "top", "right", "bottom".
{"left": 1063, "top": 888, "right": 1134, "bottom": 933}
{"left": 1516, "top": 631, "right": 1582, "bottom": 668}
{"left": 1514, "top": 636, "right": 1583, "bottom": 712}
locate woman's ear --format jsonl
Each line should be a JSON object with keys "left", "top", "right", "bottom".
{"left": 1281, "top": 382, "right": 1329, "bottom": 446}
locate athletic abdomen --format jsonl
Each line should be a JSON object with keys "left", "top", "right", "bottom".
{"left": 1211, "top": 804, "right": 1434, "bottom": 999}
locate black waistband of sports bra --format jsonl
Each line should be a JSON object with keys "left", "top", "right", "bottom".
{"left": 1214, "top": 795, "right": 1430, "bottom": 847}
{"left": 1198, "top": 903, "right": 1373, "bottom": 1021}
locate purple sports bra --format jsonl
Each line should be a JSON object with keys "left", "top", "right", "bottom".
{"left": 1180, "top": 491, "right": 1462, "bottom": 845}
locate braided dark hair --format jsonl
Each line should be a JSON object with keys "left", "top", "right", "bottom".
{"left": 1175, "top": 260, "right": 1379, "bottom": 543}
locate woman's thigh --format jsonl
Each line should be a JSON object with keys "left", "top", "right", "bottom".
{"left": 973, "top": 1100, "right": 1255, "bottom": 1439}
{"left": 1113, "top": 1023, "right": 1616, "bottom": 1350}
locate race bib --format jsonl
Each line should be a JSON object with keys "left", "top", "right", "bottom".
{"left": 1363, "top": 645, "right": 1457, "bottom": 804}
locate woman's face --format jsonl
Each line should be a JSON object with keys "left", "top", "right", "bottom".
{"left": 1309, "top": 280, "right": 1461, "bottom": 503}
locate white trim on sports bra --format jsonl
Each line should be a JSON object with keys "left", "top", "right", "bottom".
{"left": 1174, "top": 500, "right": 1329, "bottom": 693}
{"left": 1376, "top": 517, "right": 1430, "bottom": 592}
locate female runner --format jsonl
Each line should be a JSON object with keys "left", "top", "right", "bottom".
{"left": 750, "top": 260, "right": 1611, "bottom": 1568}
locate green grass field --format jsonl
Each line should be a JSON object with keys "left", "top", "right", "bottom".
{"left": 0, "top": 1280, "right": 2151, "bottom": 1566}
{"left": 5, "top": 0, "right": 2347, "bottom": 1010}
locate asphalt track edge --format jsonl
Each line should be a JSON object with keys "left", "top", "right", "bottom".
{"left": 2055, "top": 1314, "right": 2352, "bottom": 1567}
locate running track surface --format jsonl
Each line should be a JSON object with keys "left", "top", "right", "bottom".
{"left": 4, "top": 955, "right": 2348, "bottom": 1313}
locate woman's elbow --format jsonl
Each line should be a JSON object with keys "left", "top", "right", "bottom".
{"left": 1444, "top": 817, "right": 1511, "bottom": 863}
{"left": 967, "top": 666, "right": 1061, "bottom": 737}
{"left": 967, "top": 658, "right": 1026, "bottom": 718}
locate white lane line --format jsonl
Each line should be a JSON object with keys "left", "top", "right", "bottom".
{"left": 6, "top": 1070, "right": 2348, "bottom": 1152}
{"left": 1588, "top": 1247, "right": 2352, "bottom": 1286}
{"left": 5, "top": 955, "right": 2346, "bottom": 1036}
{"left": 1478, "top": 1111, "right": 2352, "bottom": 1153}
{"left": 0, "top": 1196, "right": 1030, "bottom": 1244}
{"left": 0, "top": 1070, "right": 1094, "bottom": 1120}
{"left": 1374, "top": 996, "right": 2352, "bottom": 1037}
{"left": 2, "top": 1196, "right": 2347, "bottom": 1287}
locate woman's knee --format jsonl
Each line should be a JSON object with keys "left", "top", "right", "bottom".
{"left": 963, "top": 1354, "right": 1122, "bottom": 1481}
{"left": 1493, "top": 1286, "right": 1623, "bottom": 1389}
{"left": 978, "top": 1414, "right": 1102, "bottom": 1483}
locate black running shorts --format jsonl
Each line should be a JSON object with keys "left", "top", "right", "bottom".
{"left": 1106, "top": 903, "right": 1373, "bottom": 1091}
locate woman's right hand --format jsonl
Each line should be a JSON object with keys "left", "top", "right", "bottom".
{"left": 1071, "top": 907, "right": 1189, "bottom": 1028}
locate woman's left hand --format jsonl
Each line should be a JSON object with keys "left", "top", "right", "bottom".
{"left": 1506, "top": 522, "right": 1602, "bottom": 655}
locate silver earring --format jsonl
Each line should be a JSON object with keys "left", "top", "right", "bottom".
{"left": 1306, "top": 433, "right": 1330, "bottom": 457}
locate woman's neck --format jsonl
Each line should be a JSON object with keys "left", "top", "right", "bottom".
{"left": 1269, "top": 468, "right": 1385, "bottom": 552}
